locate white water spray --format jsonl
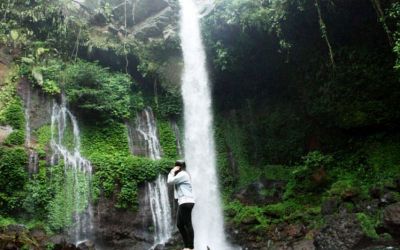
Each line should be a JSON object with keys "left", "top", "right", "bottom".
{"left": 127, "top": 107, "right": 173, "bottom": 248}
{"left": 179, "top": 0, "right": 232, "bottom": 249}
{"left": 50, "top": 99, "right": 93, "bottom": 244}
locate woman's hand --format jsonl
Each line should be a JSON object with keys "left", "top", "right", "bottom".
{"left": 171, "top": 166, "right": 181, "bottom": 173}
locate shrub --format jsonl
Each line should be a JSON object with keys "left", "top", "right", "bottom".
{"left": 356, "top": 213, "right": 379, "bottom": 239}
{"left": 0, "top": 146, "right": 28, "bottom": 214}
{"left": 4, "top": 130, "right": 25, "bottom": 146}
{"left": 63, "top": 60, "right": 134, "bottom": 120}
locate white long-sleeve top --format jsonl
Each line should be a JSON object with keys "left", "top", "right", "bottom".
{"left": 167, "top": 170, "right": 195, "bottom": 205}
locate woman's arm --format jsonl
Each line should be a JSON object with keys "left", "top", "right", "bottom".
{"left": 167, "top": 170, "right": 187, "bottom": 185}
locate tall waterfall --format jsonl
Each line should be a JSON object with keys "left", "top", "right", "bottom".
{"left": 127, "top": 107, "right": 173, "bottom": 248}
{"left": 50, "top": 99, "right": 93, "bottom": 244}
{"left": 178, "top": 0, "right": 231, "bottom": 249}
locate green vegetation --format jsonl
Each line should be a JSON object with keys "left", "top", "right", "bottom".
{"left": 158, "top": 120, "right": 178, "bottom": 159}
{"left": 0, "top": 146, "right": 28, "bottom": 215}
{"left": 63, "top": 60, "right": 135, "bottom": 120}
{"left": 356, "top": 213, "right": 379, "bottom": 239}
{"left": 80, "top": 121, "right": 174, "bottom": 209}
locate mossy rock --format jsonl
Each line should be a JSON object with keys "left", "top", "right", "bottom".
{"left": 356, "top": 212, "right": 379, "bottom": 239}
{"left": 328, "top": 179, "right": 361, "bottom": 200}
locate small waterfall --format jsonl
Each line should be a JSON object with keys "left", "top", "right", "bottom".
{"left": 50, "top": 98, "right": 93, "bottom": 244}
{"left": 178, "top": 0, "right": 235, "bottom": 249}
{"left": 128, "top": 107, "right": 162, "bottom": 159}
{"left": 170, "top": 120, "right": 183, "bottom": 157}
{"left": 147, "top": 175, "right": 173, "bottom": 247}
{"left": 24, "top": 85, "right": 39, "bottom": 175}
{"left": 127, "top": 107, "right": 173, "bottom": 248}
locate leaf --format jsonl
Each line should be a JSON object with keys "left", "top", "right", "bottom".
{"left": 35, "top": 47, "right": 49, "bottom": 58}
{"left": 31, "top": 67, "right": 44, "bottom": 86}
{"left": 10, "top": 30, "right": 19, "bottom": 40}
{"left": 21, "top": 57, "right": 34, "bottom": 64}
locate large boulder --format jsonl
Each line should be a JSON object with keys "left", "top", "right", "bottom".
{"left": 383, "top": 202, "right": 400, "bottom": 238}
{"left": 314, "top": 213, "right": 365, "bottom": 250}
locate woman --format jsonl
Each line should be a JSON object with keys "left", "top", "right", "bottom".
{"left": 167, "top": 160, "right": 195, "bottom": 250}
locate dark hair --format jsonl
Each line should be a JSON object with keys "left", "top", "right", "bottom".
{"left": 175, "top": 160, "right": 186, "bottom": 170}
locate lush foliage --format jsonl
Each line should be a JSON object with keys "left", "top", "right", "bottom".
{"left": 158, "top": 120, "right": 178, "bottom": 159}
{"left": 63, "top": 60, "right": 135, "bottom": 120}
{"left": 80, "top": 121, "right": 174, "bottom": 209}
{"left": 0, "top": 146, "right": 28, "bottom": 215}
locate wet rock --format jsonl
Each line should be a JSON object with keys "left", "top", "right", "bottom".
{"left": 133, "top": 0, "right": 169, "bottom": 24}
{"left": 383, "top": 202, "right": 400, "bottom": 238}
{"left": 235, "top": 179, "right": 286, "bottom": 205}
{"left": 77, "top": 240, "right": 95, "bottom": 250}
{"left": 381, "top": 192, "right": 400, "bottom": 205}
{"left": 91, "top": 12, "right": 108, "bottom": 26}
{"left": 356, "top": 199, "right": 379, "bottom": 214}
{"left": 292, "top": 239, "right": 315, "bottom": 250}
{"left": 321, "top": 198, "right": 339, "bottom": 215}
{"left": 92, "top": 185, "right": 163, "bottom": 249}
{"left": 285, "top": 224, "right": 305, "bottom": 240}
{"left": 17, "top": 79, "right": 52, "bottom": 131}
{"left": 314, "top": 213, "right": 365, "bottom": 250}
{"left": 370, "top": 187, "right": 382, "bottom": 199}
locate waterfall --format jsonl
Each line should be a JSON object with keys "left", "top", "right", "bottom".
{"left": 128, "top": 107, "right": 162, "bottom": 159}
{"left": 170, "top": 120, "right": 183, "bottom": 157}
{"left": 178, "top": 0, "right": 233, "bottom": 249}
{"left": 50, "top": 98, "right": 93, "bottom": 245}
{"left": 127, "top": 107, "right": 173, "bottom": 248}
{"left": 24, "top": 85, "right": 38, "bottom": 175}
{"left": 147, "top": 175, "right": 173, "bottom": 247}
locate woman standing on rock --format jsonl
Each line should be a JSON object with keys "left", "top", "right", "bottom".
{"left": 167, "top": 160, "right": 195, "bottom": 250}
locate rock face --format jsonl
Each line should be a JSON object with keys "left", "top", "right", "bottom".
{"left": 18, "top": 79, "right": 52, "bottom": 131}
{"left": 235, "top": 179, "right": 286, "bottom": 205}
{"left": 92, "top": 185, "right": 154, "bottom": 250}
{"left": 383, "top": 202, "right": 400, "bottom": 238}
{"left": 314, "top": 213, "right": 365, "bottom": 250}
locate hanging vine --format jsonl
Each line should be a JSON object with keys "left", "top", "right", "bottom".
{"left": 315, "top": 0, "right": 335, "bottom": 69}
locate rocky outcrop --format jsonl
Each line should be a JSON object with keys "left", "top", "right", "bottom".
{"left": 383, "top": 202, "right": 400, "bottom": 238}
{"left": 18, "top": 79, "right": 52, "bottom": 131}
{"left": 314, "top": 213, "right": 365, "bottom": 250}
{"left": 92, "top": 185, "right": 154, "bottom": 250}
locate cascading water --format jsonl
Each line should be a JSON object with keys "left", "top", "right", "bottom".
{"left": 170, "top": 120, "right": 183, "bottom": 157}
{"left": 127, "top": 107, "right": 173, "bottom": 248}
{"left": 50, "top": 98, "right": 93, "bottom": 245}
{"left": 128, "top": 107, "right": 162, "bottom": 159}
{"left": 178, "top": 0, "right": 234, "bottom": 249}
{"left": 24, "top": 85, "right": 38, "bottom": 175}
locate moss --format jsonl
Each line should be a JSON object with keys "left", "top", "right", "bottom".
{"left": 158, "top": 120, "right": 178, "bottom": 159}
{"left": 36, "top": 125, "right": 52, "bottom": 153}
{"left": 328, "top": 179, "right": 360, "bottom": 199}
{"left": 356, "top": 212, "right": 379, "bottom": 239}
{"left": 1, "top": 98, "right": 25, "bottom": 130}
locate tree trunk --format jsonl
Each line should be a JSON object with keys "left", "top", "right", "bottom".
{"left": 370, "top": 0, "right": 394, "bottom": 47}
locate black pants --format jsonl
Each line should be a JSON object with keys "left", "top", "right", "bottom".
{"left": 177, "top": 203, "right": 195, "bottom": 249}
